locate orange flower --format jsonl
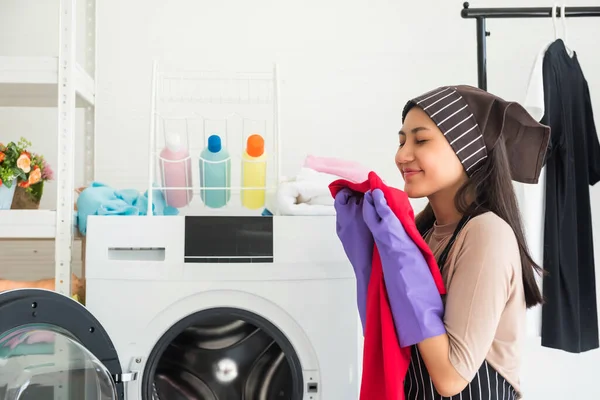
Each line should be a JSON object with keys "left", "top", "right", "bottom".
{"left": 18, "top": 180, "right": 30, "bottom": 188}
{"left": 16, "top": 153, "right": 31, "bottom": 173}
{"left": 0, "top": 152, "right": 4, "bottom": 163}
{"left": 28, "top": 166, "right": 42, "bottom": 185}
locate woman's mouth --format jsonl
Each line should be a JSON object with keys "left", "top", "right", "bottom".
{"left": 403, "top": 169, "right": 422, "bottom": 179}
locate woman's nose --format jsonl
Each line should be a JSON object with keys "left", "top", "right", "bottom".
{"left": 395, "top": 142, "right": 414, "bottom": 165}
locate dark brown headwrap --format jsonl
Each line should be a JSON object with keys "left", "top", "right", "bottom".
{"left": 402, "top": 85, "right": 550, "bottom": 184}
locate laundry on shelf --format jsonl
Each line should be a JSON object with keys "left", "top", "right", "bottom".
{"left": 76, "top": 182, "right": 179, "bottom": 235}
{"left": 276, "top": 166, "right": 340, "bottom": 216}
{"left": 1, "top": 328, "right": 56, "bottom": 351}
{"left": 0, "top": 273, "right": 85, "bottom": 308}
{"left": 304, "top": 154, "right": 370, "bottom": 183}
{"left": 275, "top": 155, "right": 372, "bottom": 216}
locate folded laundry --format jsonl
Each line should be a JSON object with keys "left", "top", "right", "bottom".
{"left": 304, "top": 155, "right": 370, "bottom": 183}
{"left": 76, "top": 182, "right": 178, "bottom": 235}
{"left": 276, "top": 167, "right": 338, "bottom": 215}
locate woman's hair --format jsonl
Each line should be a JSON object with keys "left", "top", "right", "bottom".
{"left": 415, "top": 139, "right": 544, "bottom": 308}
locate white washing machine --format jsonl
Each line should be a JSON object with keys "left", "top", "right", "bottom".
{"left": 0, "top": 215, "right": 360, "bottom": 400}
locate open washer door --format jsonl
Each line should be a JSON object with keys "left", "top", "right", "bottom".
{"left": 0, "top": 289, "right": 126, "bottom": 400}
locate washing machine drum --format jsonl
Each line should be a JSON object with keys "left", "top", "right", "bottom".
{"left": 146, "top": 308, "right": 304, "bottom": 400}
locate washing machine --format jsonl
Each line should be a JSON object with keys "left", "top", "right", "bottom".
{"left": 0, "top": 215, "right": 360, "bottom": 399}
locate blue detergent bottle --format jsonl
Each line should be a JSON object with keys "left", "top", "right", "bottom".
{"left": 199, "top": 134, "right": 231, "bottom": 208}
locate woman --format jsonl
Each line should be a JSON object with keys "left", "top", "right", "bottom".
{"left": 335, "top": 85, "right": 550, "bottom": 399}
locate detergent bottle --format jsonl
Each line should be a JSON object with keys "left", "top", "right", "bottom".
{"left": 199, "top": 134, "right": 231, "bottom": 208}
{"left": 241, "top": 134, "right": 267, "bottom": 209}
{"left": 159, "top": 133, "right": 193, "bottom": 208}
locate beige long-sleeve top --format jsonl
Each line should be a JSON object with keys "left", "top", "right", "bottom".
{"left": 424, "top": 211, "right": 526, "bottom": 396}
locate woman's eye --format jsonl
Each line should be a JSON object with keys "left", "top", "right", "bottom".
{"left": 399, "top": 139, "right": 427, "bottom": 148}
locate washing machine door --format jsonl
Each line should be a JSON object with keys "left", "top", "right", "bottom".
{"left": 0, "top": 289, "right": 125, "bottom": 400}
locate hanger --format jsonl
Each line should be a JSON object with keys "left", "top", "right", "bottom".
{"left": 560, "top": 4, "right": 575, "bottom": 57}
{"left": 552, "top": 4, "right": 560, "bottom": 40}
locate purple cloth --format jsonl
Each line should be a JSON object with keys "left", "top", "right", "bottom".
{"left": 334, "top": 188, "right": 373, "bottom": 332}
{"left": 362, "top": 189, "right": 446, "bottom": 347}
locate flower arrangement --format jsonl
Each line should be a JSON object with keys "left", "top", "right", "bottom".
{"left": 0, "top": 137, "right": 54, "bottom": 205}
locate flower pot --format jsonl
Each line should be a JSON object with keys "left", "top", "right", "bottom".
{"left": 0, "top": 183, "right": 16, "bottom": 210}
{"left": 11, "top": 185, "right": 41, "bottom": 210}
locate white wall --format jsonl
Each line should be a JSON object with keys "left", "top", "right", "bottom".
{"left": 2, "top": 0, "right": 600, "bottom": 398}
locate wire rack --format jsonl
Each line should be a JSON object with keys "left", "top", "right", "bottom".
{"left": 147, "top": 61, "right": 281, "bottom": 216}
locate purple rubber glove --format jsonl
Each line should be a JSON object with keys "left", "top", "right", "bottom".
{"left": 334, "top": 188, "right": 374, "bottom": 333}
{"left": 362, "top": 189, "right": 445, "bottom": 347}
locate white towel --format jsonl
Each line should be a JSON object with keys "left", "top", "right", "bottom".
{"left": 276, "top": 167, "right": 338, "bottom": 215}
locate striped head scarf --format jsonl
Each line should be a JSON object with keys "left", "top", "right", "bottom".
{"left": 401, "top": 85, "right": 550, "bottom": 184}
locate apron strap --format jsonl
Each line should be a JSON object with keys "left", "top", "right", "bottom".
{"left": 436, "top": 207, "right": 483, "bottom": 270}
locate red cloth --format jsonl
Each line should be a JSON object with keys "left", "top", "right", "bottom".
{"left": 329, "top": 171, "right": 446, "bottom": 400}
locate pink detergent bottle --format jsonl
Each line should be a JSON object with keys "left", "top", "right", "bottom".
{"left": 159, "top": 133, "right": 193, "bottom": 208}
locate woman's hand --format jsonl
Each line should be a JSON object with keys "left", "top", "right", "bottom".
{"left": 334, "top": 188, "right": 374, "bottom": 332}
{"left": 362, "top": 189, "right": 445, "bottom": 347}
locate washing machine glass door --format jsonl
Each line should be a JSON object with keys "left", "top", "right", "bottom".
{"left": 0, "top": 323, "right": 118, "bottom": 400}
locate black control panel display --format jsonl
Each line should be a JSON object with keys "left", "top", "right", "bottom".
{"left": 184, "top": 216, "right": 273, "bottom": 263}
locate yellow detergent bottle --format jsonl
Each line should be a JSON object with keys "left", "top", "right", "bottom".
{"left": 241, "top": 134, "right": 267, "bottom": 209}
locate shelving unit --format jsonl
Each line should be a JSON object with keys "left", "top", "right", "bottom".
{"left": 0, "top": 56, "right": 94, "bottom": 107}
{"left": 0, "top": 210, "right": 58, "bottom": 239}
{"left": 0, "top": 0, "right": 96, "bottom": 296}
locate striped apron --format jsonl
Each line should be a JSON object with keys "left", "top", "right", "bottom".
{"left": 403, "top": 345, "right": 518, "bottom": 400}
{"left": 406, "top": 210, "right": 519, "bottom": 399}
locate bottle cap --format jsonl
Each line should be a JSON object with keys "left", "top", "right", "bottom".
{"left": 166, "top": 134, "right": 183, "bottom": 152}
{"left": 246, "top": 134, "right": 265, "bottom": 157}
{"left": 208, "top": 135, "right": 222, "bottom": 153}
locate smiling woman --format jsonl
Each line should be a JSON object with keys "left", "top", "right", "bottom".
{"left": 393, "top": 85, "right": 550, "bottom": 399}
{"left": 333, "top": 85, "right": 551, "bottom": 399}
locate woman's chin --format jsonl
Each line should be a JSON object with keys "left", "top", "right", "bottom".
{"left": 403, "top": 183, "right": 431, "bottom": 199}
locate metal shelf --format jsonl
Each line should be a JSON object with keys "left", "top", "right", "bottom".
{"left": 0, "top": 56, "right": 94, "bottom": 107}
{"left": 0, "top": 0, "right": 97, "bottom": 299}
{"left": 0, "top": 210, "right": 58, "bottom": 239}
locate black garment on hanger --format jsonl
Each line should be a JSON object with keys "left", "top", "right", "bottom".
{"left": 541, "top": 39, "right": 600, "bottom": 353}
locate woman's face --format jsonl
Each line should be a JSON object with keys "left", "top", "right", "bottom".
{"left": 396, "top": 107, "right": 467, "bottom": 198}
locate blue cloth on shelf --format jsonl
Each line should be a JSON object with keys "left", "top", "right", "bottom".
{"left": 76, "top": 182, "right": 178, "bottom": 235}
{"left": 261, "top": 208, "right": 273, "bottom": 216}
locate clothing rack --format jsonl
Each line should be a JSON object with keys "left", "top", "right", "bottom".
{"left": 460, "top": 2, "right": 600, "bottom": 90}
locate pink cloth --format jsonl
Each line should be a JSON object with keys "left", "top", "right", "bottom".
{"left": 303, "top": 155, "right": 370, "bottom": 183}
{"left": 3, "top": 329, "right": 55, "bottom": 349}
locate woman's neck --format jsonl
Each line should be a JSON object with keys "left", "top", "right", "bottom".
{"left": 428, "top": 189, "right": 464, "bottom": 226}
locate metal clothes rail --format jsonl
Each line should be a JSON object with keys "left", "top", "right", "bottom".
{"left": 460, "top": 2, "right": 600, "bottom": 90}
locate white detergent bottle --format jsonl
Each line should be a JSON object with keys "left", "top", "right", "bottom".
{"left": 159, "top": 133, "right": 193, "bottom": 208}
